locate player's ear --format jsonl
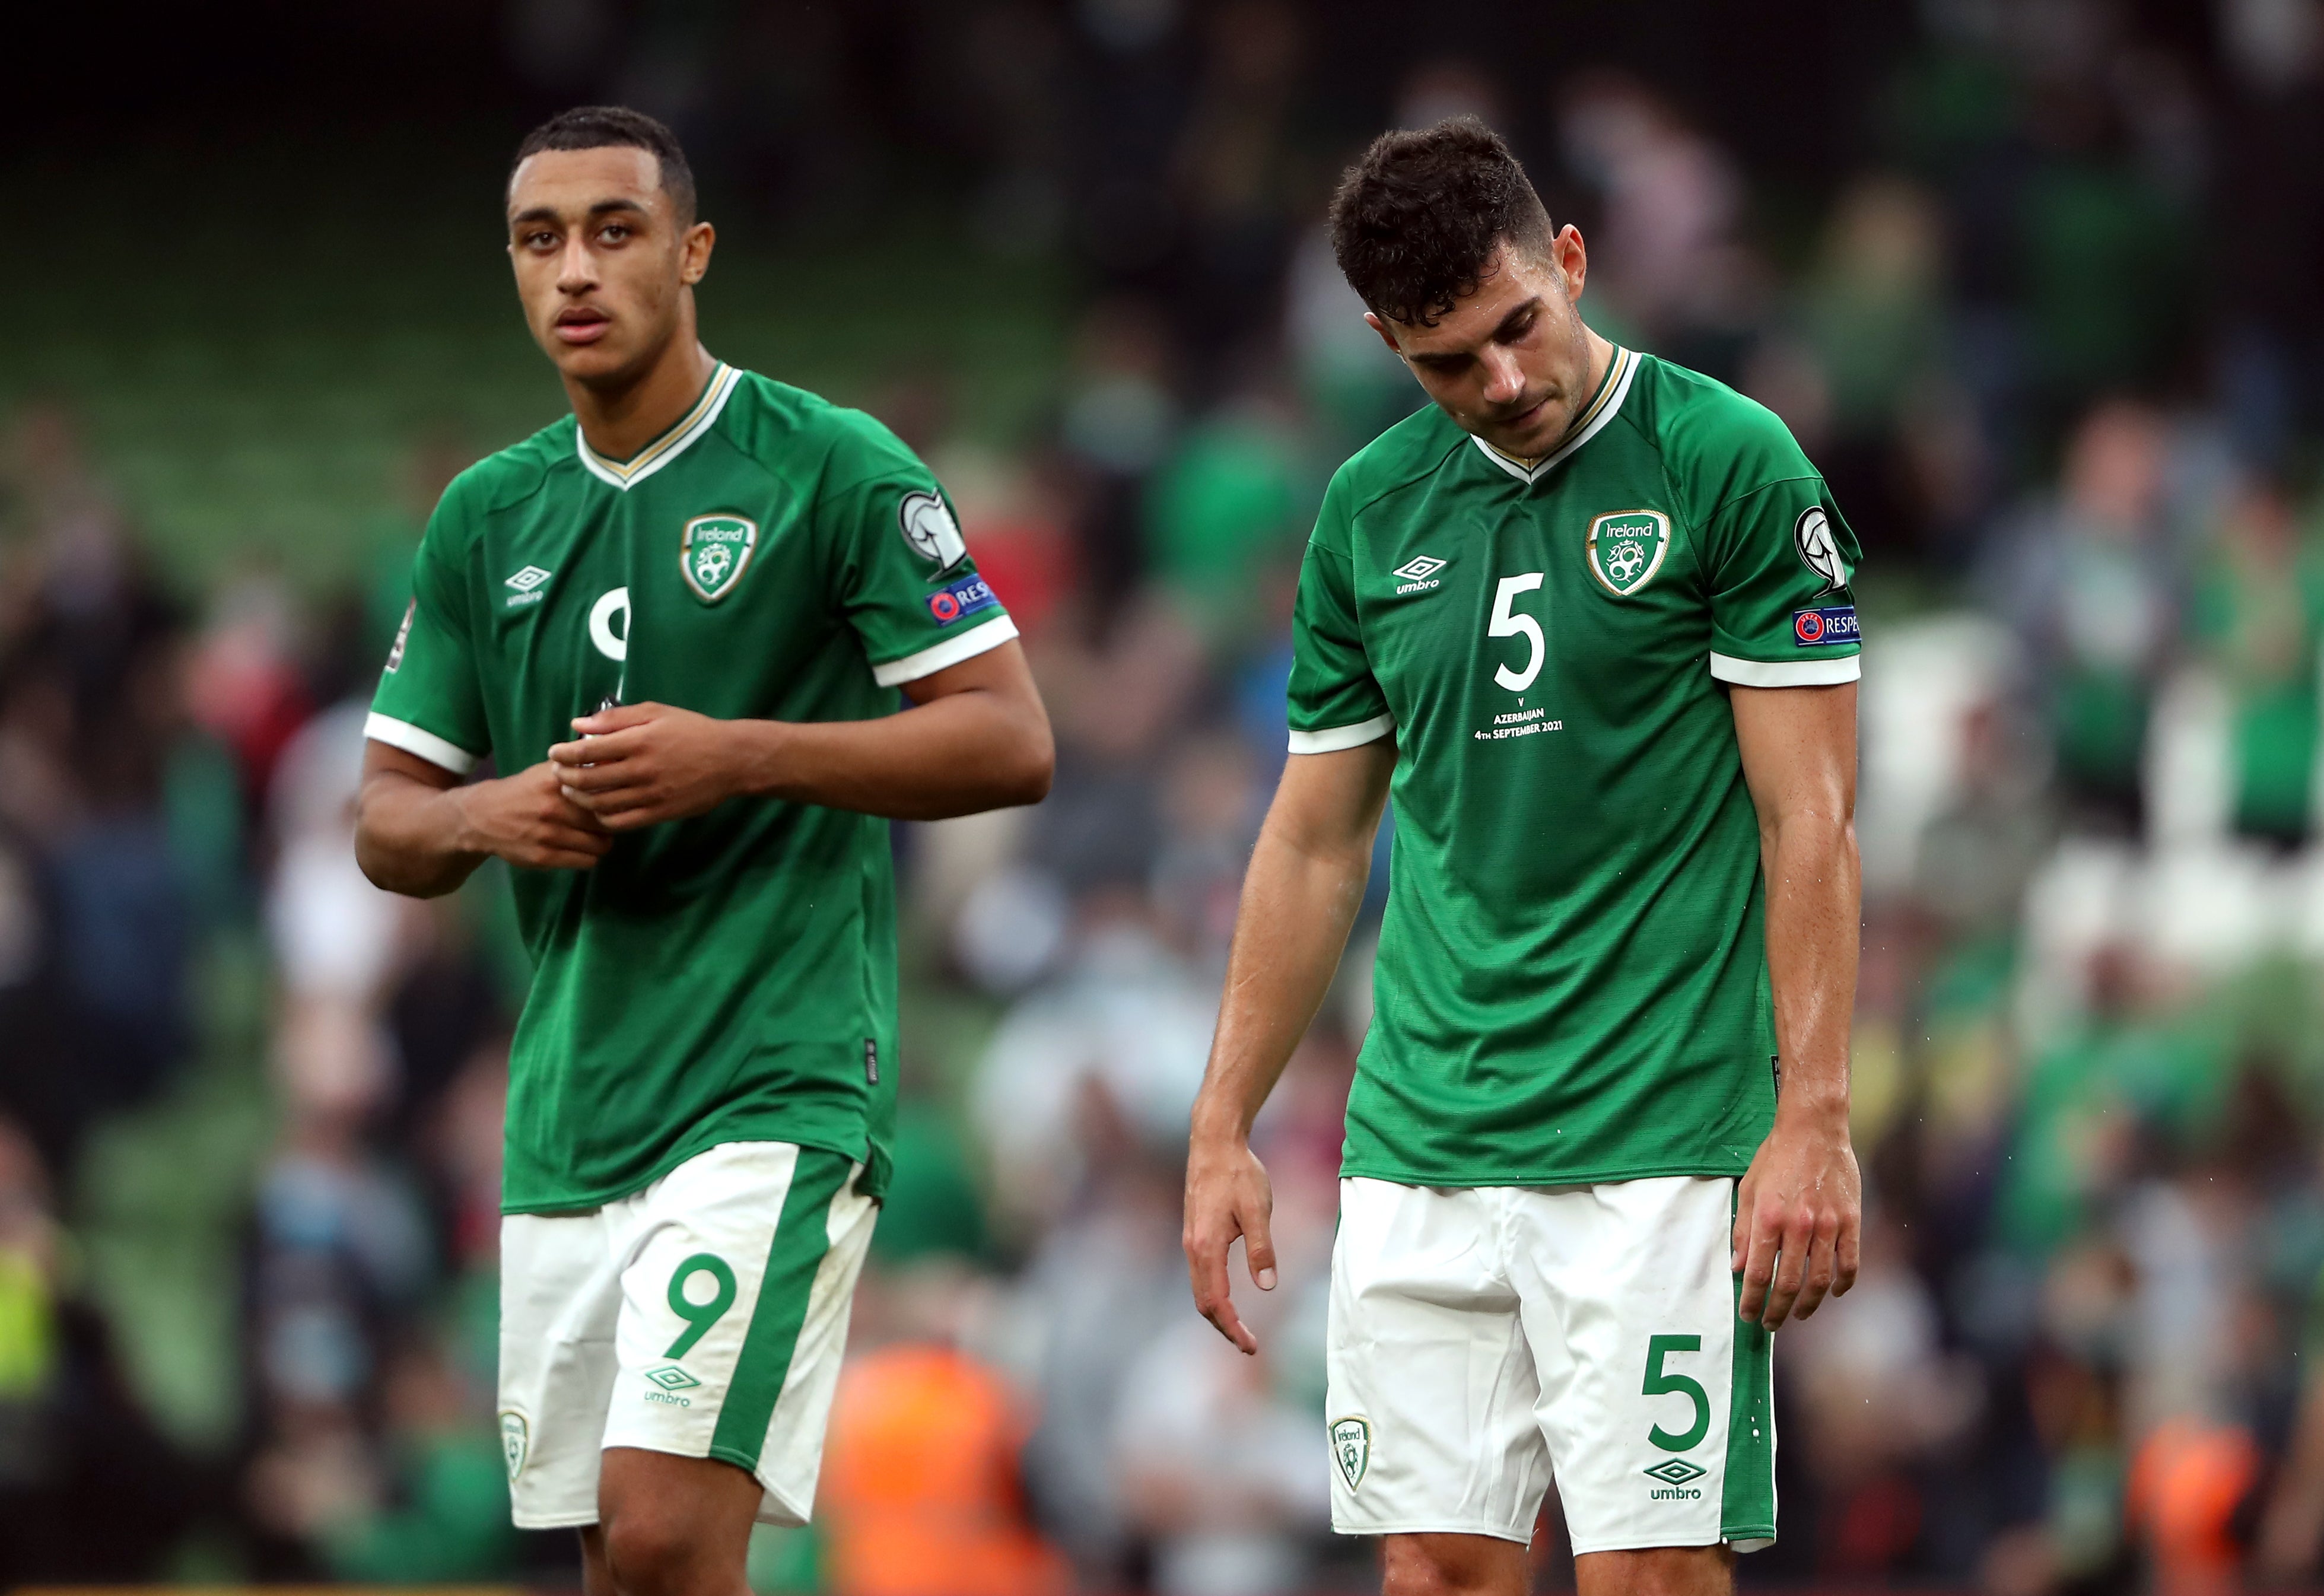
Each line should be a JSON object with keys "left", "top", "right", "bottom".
{"left": 1364, "top": 310, "right": 1407, "bottom": 363}
{"left": 1552, "top": 224, "right": 1588, "bottom": 303}
{"left": 681, "top": 221, "right": 715, "bottom": 285}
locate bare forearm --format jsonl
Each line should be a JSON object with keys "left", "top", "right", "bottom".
{"left": 355, "top": 780, "right": 485, "bottom": 898}
{"left": 1192, "top": 826, "right": 1372, "bottom": 1144}
{"left": 1760, "top": 813, "right": 1859, "bottom": 1119}
{"left": 1727, "top": 683, "right": 1863, "bottom": 1324}
{"left": 1183, "top": 743, "right": 1388, "bottom": 1353}
{"left": 729, "top": 691, "right": 1051, "bottom": 819}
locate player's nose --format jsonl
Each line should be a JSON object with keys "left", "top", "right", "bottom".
{"left": 557, "top": 234, "right": 599, "bottom": 293}
{"left": 1479, "top": 347, "right": 1527, "bottom": 405}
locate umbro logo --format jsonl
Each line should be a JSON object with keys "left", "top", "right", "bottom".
{"left": 642, "top": 1364, "right": 698, "bottom": 1409}
{"left": 1393, "top": 554, "right": 1446, "bottom": 594}
{"left": 505, "top": 565, "right": 554, "bottom": 607}
{"left": 1644, "top": 1454, "right": 1706, "bottom": 1499}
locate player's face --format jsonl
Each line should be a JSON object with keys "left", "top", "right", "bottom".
{"left": 1369, "top": 227, "right": 1599, "bottom": 461}
{"left": 506, "top": 146, "right": 714, "bottom": 387}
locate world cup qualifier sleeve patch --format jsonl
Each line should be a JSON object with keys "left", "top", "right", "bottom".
{"left": 1792, "top": 606, "right": 1859, "bottom": 646}
{"left": 926, "top": 573, "right": 999, "bottom": 626}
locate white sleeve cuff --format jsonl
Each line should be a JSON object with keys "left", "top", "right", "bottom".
{"left": 1287, "top": 713, "right": 1395, "bottom": 754}
{"left": 1708, "top": 651, "right": 1861, "bottom": 688}
{"left": 872, "top": 614, "right": 1020, "bottom": 688}
{"left": 365, "top": 712, "right": 482, "bottom": 775}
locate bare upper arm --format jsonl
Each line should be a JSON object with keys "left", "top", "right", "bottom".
{"left": 1270, "top": 737, "right": 1395, "bottom": 861}
{"left": 899, "top": 635, "right": 1045, "bottom": 715}
{"left": 895, "top": 635, "right": 1054, "bottom": 804}
{"left": 362, "top": 737, "right": 466, "bottom": 794}
{"left": 1730, "top": 682, "right": 1857, "bottom": 829}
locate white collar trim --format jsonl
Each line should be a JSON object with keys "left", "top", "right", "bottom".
{"left": 1470, "top": 345, "right": 1637, "bottom": 485}
{"left": 576, "top": 363, "right": 741, "bottom": 491}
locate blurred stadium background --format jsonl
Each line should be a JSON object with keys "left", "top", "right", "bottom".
{"left": 7, "top": 0, "right": 2324, "bottom": 1591}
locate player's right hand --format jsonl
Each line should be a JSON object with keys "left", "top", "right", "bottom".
{"left": 1732, "top": 1102, "right": 1861, "bottom": 1329}
{"left": 454, "top": 761, "right": 615, "bottom": 871}
{"left": 1182, "top": 1134, "right": 1277, "bottom": 1356}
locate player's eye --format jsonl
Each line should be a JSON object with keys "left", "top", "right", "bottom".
{"left": 599, "top": 224, "right": 631, "bottom": 244}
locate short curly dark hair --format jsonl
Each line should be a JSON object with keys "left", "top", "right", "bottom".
{"left": 1328, "top": 116, "right": 1554, "bottom": 328}
{"left": 512, "top": 105, "right": 697, "bottom": 224}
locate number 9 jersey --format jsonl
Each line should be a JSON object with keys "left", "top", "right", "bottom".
{"left": 1288, "top": 345, "right": 1862, "bottom": 1191}
{"left": 365, "top": 365, "right": 1017, "bottom": 1220}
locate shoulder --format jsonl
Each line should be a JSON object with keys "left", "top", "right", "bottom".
{"left": 427, "top": 418, "right": 574, "bottom": 551}
{"left": 718, "top": 370, "right": 928, "bottom": 492}
{"left": 1329, "top": 403, "right": 1469, "bottom": 523}
{"left": 1625, "top": 355, "right": 1818, "bottom": 513}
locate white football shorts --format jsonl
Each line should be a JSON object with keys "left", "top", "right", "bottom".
{"left": 1325, "top": 1175, "right": 1775, "bottom": 1554}
{"left": 497, "top": 1139, "right": 878, "bottom": 1529}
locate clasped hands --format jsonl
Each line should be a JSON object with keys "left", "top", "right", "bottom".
{"left": 545, "top": 701, "right": 743, "bottom": 831}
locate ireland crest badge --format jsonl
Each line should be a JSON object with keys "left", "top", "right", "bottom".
{"left": 500, "top": 1410, "right": 530, "bottom": 1481}
{"left": 680, "top": 513, "right": 758, "bottom": 603}
{"left": 1330, "top": 1416, "right": 1371, "bottom": 1491}
{"left": 1585, "top": 510, "right": 1671, "bottom": 597}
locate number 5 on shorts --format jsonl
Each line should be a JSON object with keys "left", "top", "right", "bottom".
{"left": 666, "top": 1252, "right": 738, "bottom": 1357}
{"left": 1642, "top": 1334, "right": 1709, "bottom": 1452}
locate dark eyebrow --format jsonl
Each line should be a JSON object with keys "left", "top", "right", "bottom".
{"left": 508, "top": 198, "right": 653, "bottom": 228}
{"left": 1490, "top": 296, "right": 1544, "bottom": 342}
{"left": 1408, "top": 295, "right": 1547, "bottom": 368}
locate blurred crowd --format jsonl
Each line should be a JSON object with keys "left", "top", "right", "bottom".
{"left": 11, "top": 0, "right": 2324, "bottom": 1592}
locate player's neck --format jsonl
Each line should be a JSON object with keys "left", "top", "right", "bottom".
{"left": 566, "top": 336, "right": 721, "bottom": 463}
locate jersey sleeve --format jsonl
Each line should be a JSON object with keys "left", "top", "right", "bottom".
{"left": 367, "top": 491, "right": 490, "bottom": 774}
{"left": 1703, "top": 478, "right": 1864, "bottom": 688}
{"left": 822, "top": 458, "right": 1018, "bottom": 688}
{"left": 1287, "top": 473, "right": 1392, "bottom": 752}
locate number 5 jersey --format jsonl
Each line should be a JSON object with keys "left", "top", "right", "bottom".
{"left": 1287, "top": 345, "right": 1864, "bottom": 1188}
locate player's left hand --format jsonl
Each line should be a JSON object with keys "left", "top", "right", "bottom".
{"left": 1732, "top": 1103, "right": 1860, "bottom": 1330}
{"left": 549, "top": 702, "right": 742, "bottom": 829}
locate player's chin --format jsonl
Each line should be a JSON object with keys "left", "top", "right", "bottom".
{"left": 543, "top": 333, "right": 635, "bottom": 381}
{"left": 1493, "top": 415, "right": 1562, "bottom": 457}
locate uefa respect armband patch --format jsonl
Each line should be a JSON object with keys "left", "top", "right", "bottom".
{"left": 927, "top": 573, "right": 998, "bottom": 626}
{"left": 1792, "top": 605, "right": 1859, "bottom": 646}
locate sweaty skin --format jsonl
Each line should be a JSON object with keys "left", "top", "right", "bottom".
{"left": 1363, "top": 227, "right": 1613, "bottom": 465}
{"left": 506, "top": 144, "right": 720, "bottom": 459}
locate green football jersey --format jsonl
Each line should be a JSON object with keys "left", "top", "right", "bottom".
{"left": 367, "top": 363, "right": 1016, "bottom": 1212}
{"left": 1289, "top": 346, "right": 1862, "bottom": 1187}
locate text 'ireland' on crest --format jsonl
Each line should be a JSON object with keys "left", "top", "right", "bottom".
{"left": 681, "top": 513, "right": 759, "bottom": 603}
{"left": 1585, "top": 510, "right": 1671, "bottom": 597}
